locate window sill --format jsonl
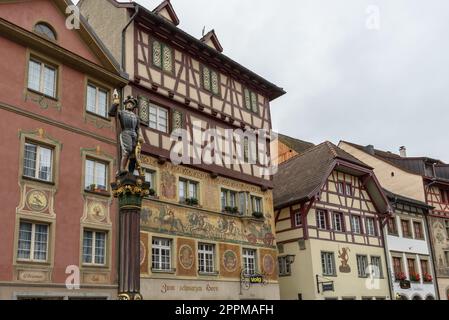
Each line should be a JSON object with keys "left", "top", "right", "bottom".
{"left": 22, "top": 176, "right": 55, "bottom": 186}
{"left": 84, "top": 189, "right": 111, "bottom": 198}
{"left": 86, "top": 111, "right": 111, "bottom": 122}
{"left": 27, "top": 88, "right": 59, "bottom": 102}
{"left": 279, "top": 274, "right": 292, "bottom": 278}
{"left": 322, "top": 274, "right": 337, "bottom": 278}
{"left": 82, "top": 264, "right": 108, "bottom": 269}
{"left": 16, "top": 259, "right": 51, "bottom": 266}
{"left": 151, "top": 268, "right": 176, "bottom": 274}
{"left": 198, "top": 271, "right": 219, "bottom": 277}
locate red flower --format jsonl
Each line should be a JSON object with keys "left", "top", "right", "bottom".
{"left": 395, "top": 272, "right": 407, "bottom": 281}
{"left": 410, "top": 272, "right": 420, "bottom": 282}
{"left": 423, "top": 272, "right": 433, "bottom": 282}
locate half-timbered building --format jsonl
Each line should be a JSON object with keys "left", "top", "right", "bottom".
{"left": 79, "top": 0, "right": 285, "bottom": 299}
{"left": 339, "top": 141, "right": 449, "bottom": 300}
{"left": 0, "top": 0, "right": 128, "bottom": 299}
{"left": 274, "top": 140, "right": 391, "bottom": 300}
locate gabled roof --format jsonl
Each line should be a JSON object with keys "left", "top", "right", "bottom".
{"left": 277, "top": 133, "right": 315, "bottom": 155}
{"left": 152, "top": 0, "right": 180, "bottom": 26}
{"left": 383, "top": 188, "right": 433, "bottom": 211}
{"left": 273, "top": 141, "right": 391, "bottom": 212}
{"left": 200, "top": 29, "right": 223, "bottom": 53}
{"left": 341, "top": 141, "right": 449, "bottom": 182}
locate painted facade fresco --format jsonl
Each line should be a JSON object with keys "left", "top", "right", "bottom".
{"left": 429, "top": 217, "right": 449, "bottom": 277}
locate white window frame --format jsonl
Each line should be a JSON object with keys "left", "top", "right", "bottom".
{"left": 351, "top": 215, "right": 362, "bottom": 234}
{"left": 27, "top": 58, "right": 57, "bottom": 98}
{"left": 86, "top": 83, "right": 109, "bottom": 118}
{"left": 357, "top": 255, "right": 369, "bottom": 278}
{"left": 278, "top": 256, "right": 292, "bottom": 276}
{"left": 149, "top": 104, "right": 168, "bottom": 133}
{"left": 152, "top": 238, "right": 172, "bottom": 271}
{"left": 251, "top": 195, "right": 263, "bottom": 213}
{"left": 317, "top": 210, "right": 327, "bottom": 230}
{"left": 84, "top": 158, "right": 108, "bottom": 191}
{"left": 144, "top": 169, "right": 157, "bottom": 190}
{"left": 179, "top": 178, "right": 199, "bottom": 202}
{"left": 23, "top": 142, "right": 53, "bottom": 182}
{"left": 366, "top": 217, "right": 376, "bottom": 236}
{"left": 294, "top": 212, "right": 302, "bottom": 227}
{"left": 221, "top": 189, "right": 239, "bottom": 212}
{"left": 333, "top": 212, "right": 344, "bottom": 232}
{"left": 198, "top": 243, "right": 215, "bottom": 274}
{"left": 321, "top": 252, "right": 335, "bottom": 276}
{"left": 82, "top": 230, "right": 107, "bottom": 266}
{"left": 243, "top": 248, "right": 257, "bottom": 275}
{"left": 370, "top": 256, "right": 383, "bottom": 278}
{"left": 17, "top": 221, "right": 49, "bottom": 262}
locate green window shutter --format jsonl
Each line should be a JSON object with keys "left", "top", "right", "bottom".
{"left": 202, "top": 66, "right": 211, "bottom": 91}
{"left": 244, "top": 89, "right": 251, "bottom": 110}
{"left": 172, "top": 110, "right": 183, "bottom": 130}
{"left": 152, "top": 41, "right": 162, "bottom": 68}
{"left": 138, "top": 96, "right": 149, "bottom": 125}
{"left": 250, "top": 92, "right": 258, "bottom": 113}
{"left": 211, "top": 71, "right": 219, "bottom": 95}
{"left": 162, "top": 45, "right": 173, "bottom": 73}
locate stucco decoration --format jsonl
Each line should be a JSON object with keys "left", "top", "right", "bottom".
{"left": 17, "top": 184, "right": 56, "bottom": 218}
{"left": 80, "top": 196, "right": 112, "bottom": 226}
{"left": 177, "top": 238, "right": 196, "bottom": 277}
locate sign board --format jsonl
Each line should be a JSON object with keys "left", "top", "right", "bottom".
{"left": 400, "top": 280, "right": 411, "bottom": 289}
{"left": 322, "top": 283, "right": 334, "bottom": 292}
{"left": 249, "top": 275, "right": 264, "bottom": 284}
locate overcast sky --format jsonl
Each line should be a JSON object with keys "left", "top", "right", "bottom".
{"left": 75, "top": 0, "right": 449, "bottom": 162}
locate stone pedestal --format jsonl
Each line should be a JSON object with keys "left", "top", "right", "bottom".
{"left": 111, "top": 173, "right": 150, "bottom": 300}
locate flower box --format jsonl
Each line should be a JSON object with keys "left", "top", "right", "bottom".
{"left": 395, "top": 272, "right": 407, "bottom": 281}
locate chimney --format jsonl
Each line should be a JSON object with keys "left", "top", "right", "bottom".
{"left": 365, "top": 145, "right": 375, "bottom": 156}
{"left": 399, "top": 146, "right": 407, "bottom": 157}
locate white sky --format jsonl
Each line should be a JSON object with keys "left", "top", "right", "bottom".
{"left": 74, "top": 0, "right": 449, "bottom": 161}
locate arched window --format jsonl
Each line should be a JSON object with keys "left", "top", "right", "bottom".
{"left": 425, "top": 295, "right": 435, "bottom": 300}
{"left": 34, "top": 22, "right": 57, "bottom": 41}
{"left": 412, "top": 295, "right": 422, "bottom": 300}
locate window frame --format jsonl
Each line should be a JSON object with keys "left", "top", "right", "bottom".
{"left": 85, "top": 82, "right": 110, "bottom": 119}
{"left": 242, "top": 248, "right": 257, "bottom": 276}
{"left": 321, "top": 251, "right": 336, "bottom": 276}
{"left": 198, "top": 243, "right": 215, "bottom": 274}
{"left": 333, "top": 212, "right": 345, "bottom": 232}
{"left": 316, "top": 210, "right": 328, "bottom": 230}
{"left": 413, "top": 221, "right": 424, "bottom": 239}
{"left": 178, "top": 178, "right": 199, "bottom": 203}
{"left": 148, "top": 103, "right": 169, "bottom": 134}
{"left": 294, "top": 212, "right": 303, "bottom": 227}
{"left": 401, "top": 219, "right": 412, "bottom": 238}
{"left": 278, "top": 256, "right": 292, "bottom": 277}
{"left": 250, "top": 195, "right": 263, "bottom": 214}
{"left": 82, "top": 229, "right": 107, "bottom": 267}
{"left": 23, "top": 140, "right": 54, "bottom": 183}
{"left": 365, "top": 217, "right": 377, "bottom": 236}
{"left": 356, "top": 255, "right": 369, "bottom": 278}
{"left": 27, "top": 56, "right": 58, "bottom": 99}
{"left": 33, "top": 22, "right": 57, "bottom": 41}
{"left": 370, "top": 256, "right": 383, "bottom": 278}
{"left": 387, "top": 217, "right": 398, "bottom": 235}
{"left": 84, "top": 158, "right": 109, "bottom": 193}
{"left": 350, "top": 215, "right": 363, "bottom": 234}
{"left": 17, "top": 221, "right": 50, "bottom": 263}
{"left": 243, "top": 88, "right": 259, "bottom": 114}
{"left": 151, "top": 237, "right": 172, "bottom": 272}
{"left": 221, "top": 188, "right": 240, "bottom": 213}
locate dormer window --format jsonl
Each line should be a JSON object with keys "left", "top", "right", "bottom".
{"left": 34, "top": 22, "right": 57, "bottom": 41}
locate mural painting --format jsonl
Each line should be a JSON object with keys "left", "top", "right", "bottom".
{"left": 338, "top": 247, "right": 351, "bottom": 273}
{"left": 429, "top": 217, "right": 449, "bottom": 277}
{"left": 219, "top": 244, "right": 240, "bottom": 278}
{"left": 140, "top": 232, "right": 149, "bottom": 274}
{"left": 260, "top": 249, "right": 278, "bottom": 281}
{"left": 177, "top": 238, "right": 196, "bottom": 277}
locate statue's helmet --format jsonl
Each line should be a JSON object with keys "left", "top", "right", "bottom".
{"left": 124, "top": 96, "right": 138, "bottom": 109}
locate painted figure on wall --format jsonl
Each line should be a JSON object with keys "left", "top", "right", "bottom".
{"left": 338, "top": 247, "right": 351, "bottom": 273}
{"left": 109, "top": 92, "right": 144, "bottom": 175}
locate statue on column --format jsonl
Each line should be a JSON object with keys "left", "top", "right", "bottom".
{"left": 109, "top": 91, "right": 144, "bottom": 176}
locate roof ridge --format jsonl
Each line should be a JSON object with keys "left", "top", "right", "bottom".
{"left": 324, "top": 141, "right": 338, "bottom": 158}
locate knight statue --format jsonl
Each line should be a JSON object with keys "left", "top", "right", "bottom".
{"left": 109, "top": 91, "right": 144, "bottom": 176}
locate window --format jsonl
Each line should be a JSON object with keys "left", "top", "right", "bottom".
{"left": 179, "top": 179, "right": 198, "bottom": 202}
{"left": 356, "top": 255, "right": 369, "bottom": 277}
{"left": 149, "top": 104, "right": 168, "bottom": 133}
{"left": 152, "top": 238, "right": 171, "bottom": 271}
{"left": 371, "top": 256, "right": 383, "bottom": 278}
{"left": 28, "top": 58, "right": 57, "bottom": 98}
{"left": 345, "top": 183, "right": 352, "bottom": 196}
{"left": 17, "top": 221, "right": 49, "bottom": 262}
{"left": 85, "top": 159, "right": 108, "bottom": 191}
{"left": 401, "top": 220, "right": 411, "bottom": 238}
{"left": 337, "top": 182, "right": 344, "bottom": 194}
{"left": 316, "top": 210, "right": 328, "bottom": 230}
{"left": 243, "top": 88, "right": 259, "bottom": 113}
{"left": 198, "top": 243, "right": 215, "bottom": 273}
{"left": 144, "top": 169, "right": 156, "bottom": 190}
{"left": 82, "top": 230, "right": 106, "bottom": 265}
{"left": 366, "top": 218, "right": 376, "bottom": 236}
{"left": 278, "top": 256, "right": 291, "bottom": 276}
{"left": 243, "top": 249, "right": 257, "bottom": 275}
{"left": 86, "top": 83, "right": 108, "bottom": 118}
{"left": 152, "top": 40, "right": 173, "bottom": 73}
{"left": 337, "top": 181, "right": 352, "bottom": 196}
{"left": 201, "top": 65, "right": 220, "bottom": 95}
{"left": 387, "top": 217, "right": 398, "bottom": 235}
{"left": 34, "top": 23, "right": 56, "bottom": 40}
{"left": 413, "top": 221, "right": 424, "bottom": 239}
{"left": 242, "top": 137, "right": 258, "bottom": 164}
{"left": 393, "top": 256, "right": 403, "bottom": 275}
{"left": 23, "top": 142, "right": 53, "bottom": 182}
{"left": 294, "top": 212, "right": 302, "bottom": 227}
{"left": 351, "top": 215, "right": 362, "bottom": 234}
{"left": 420, "top": 259, "right": 429, "bottom": 276}
{"left": 445, "top": 220, "right": 449, "bottom": 238}
{"left": 221, "top": 189, "right": 239, "bottom": 213}
{"left": 321, "top": 252, "right": 335, "bottom": 276}
{"left": 407, "top": 258, "right": 416, "bottom": 276}
{"left": 251, "top": 196, "right": 263, "bottom": 214}
{"left": 333, "top": 212, "right": 344, "bottom": 232}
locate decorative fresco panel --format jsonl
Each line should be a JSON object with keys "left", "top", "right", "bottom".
{"left": 160, "top": 171, "right": 177, "bottom": 200}
{"left": 140, "top": 201, "right": 275, "bottom": 249}
{"left": 429, "top": 216, "right": 449, "bottom": 277}
{"left": 140, "top": 232, "right": 149, "bottom": 274}
{"left": 16, "top": 184, "right": 56, "bottom": 218}
{"left": 260, "top": 249, "right": 278, "bottom": 281}
{"left": 177, "top": 238, "right": 197, "bottom": 277}
{"left": 219, "top": 243, "right": 241, "bottom": 278}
